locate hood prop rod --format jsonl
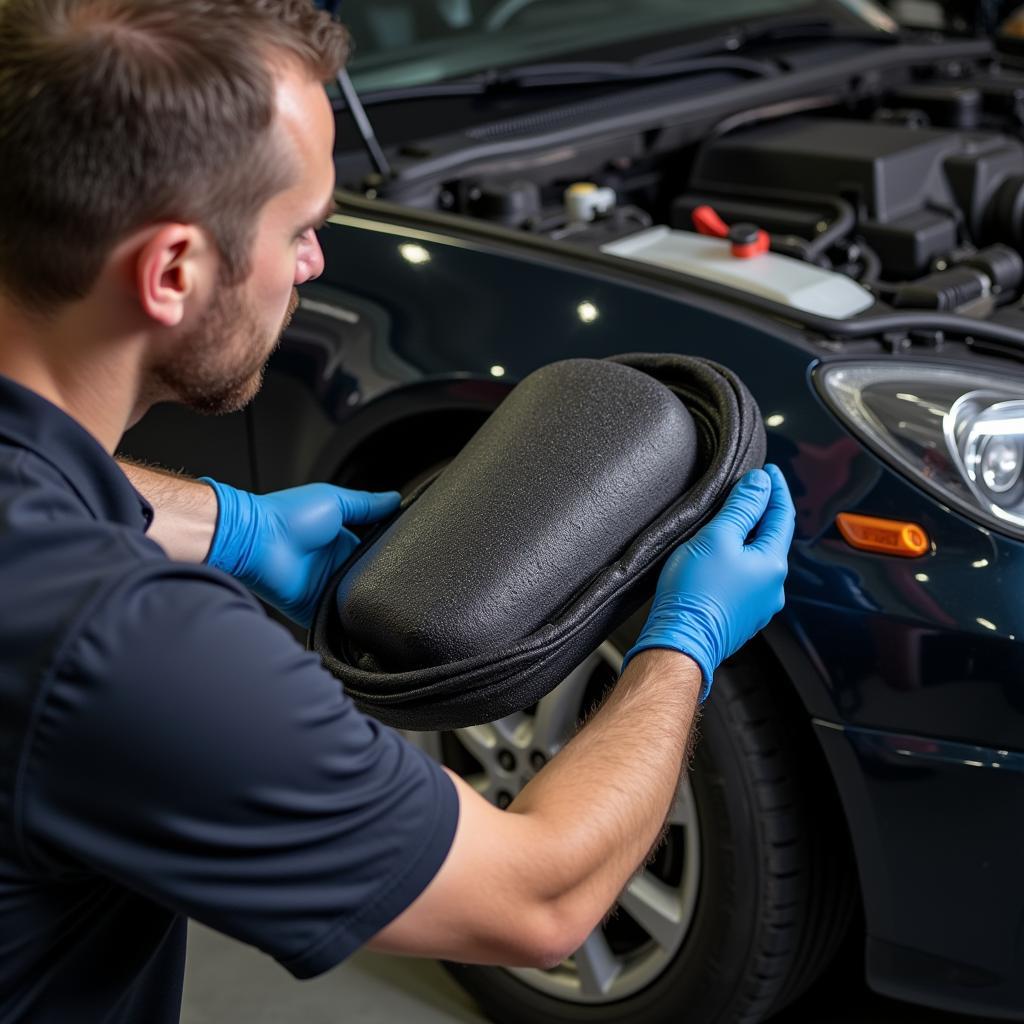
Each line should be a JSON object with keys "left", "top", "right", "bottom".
{"left": 336, "top": 67, "right": 393, "bottom": 182}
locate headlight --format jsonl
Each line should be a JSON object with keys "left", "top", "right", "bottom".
{"left": 817, "top": 361, "right": 1024, "bottom": 538}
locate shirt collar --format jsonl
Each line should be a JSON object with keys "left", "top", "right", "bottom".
{"left": 0, "top": 373, "right": 153, "bottom": 531}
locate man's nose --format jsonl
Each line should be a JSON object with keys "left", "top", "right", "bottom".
{"left": 295, "top": 231, "right": 325, "bottom": 284}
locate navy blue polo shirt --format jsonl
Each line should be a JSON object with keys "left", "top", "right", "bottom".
{"left": 0, "top": 374, "right": 459, "bottom": 1023}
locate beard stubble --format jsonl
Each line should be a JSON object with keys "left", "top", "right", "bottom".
{"left": 152, "top": 286, "right": 301, "bottom": 416}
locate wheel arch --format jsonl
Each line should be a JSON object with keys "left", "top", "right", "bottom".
{"left": 308, "top": 376, "right": 512, "bottom": 491}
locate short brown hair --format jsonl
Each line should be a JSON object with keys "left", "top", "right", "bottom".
{"left": 0, "top": 0, "right": 349, "bottom": 312}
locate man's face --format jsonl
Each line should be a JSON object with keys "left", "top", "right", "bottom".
{"left": 152, "top": 62, "right": 336, "bottom": 415}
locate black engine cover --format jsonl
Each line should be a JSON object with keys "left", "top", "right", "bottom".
{"left": 688, "top": 117, "right": 1024, "bottom": 277}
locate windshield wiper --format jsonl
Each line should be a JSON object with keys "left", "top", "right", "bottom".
{"left": 340, "top": 14, "right": 902, "bottom": 109}
{"left": 689, "top": 12, "right": 901, "bottom": 53}
{"left": 339, "top": 55, "right": 779, "bottom": 110}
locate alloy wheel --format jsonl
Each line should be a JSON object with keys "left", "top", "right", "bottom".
{"left": 406, "top": 641, "right": 702, "bottom": 1005}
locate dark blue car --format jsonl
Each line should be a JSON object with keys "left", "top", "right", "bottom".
{"left": 125, "top": 1, "right": 1024, "bottom": 1021}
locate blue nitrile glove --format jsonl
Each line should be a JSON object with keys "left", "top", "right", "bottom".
{"left": 622, "top": 464, "right": 795, "bottom": 702}
{"left": 201, "top": 480, "right": 401, "bottom": 628}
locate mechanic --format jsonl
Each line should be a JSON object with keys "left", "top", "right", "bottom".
{"left": 0, "top": 2, "right": 795, "bottom": 1021}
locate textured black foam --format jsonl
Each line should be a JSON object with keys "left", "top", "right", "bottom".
{"left": 310, "top": 353, "right": 765, "bottom": 730}
{"left": 336, "top": 359, "right": 697, "bottom": 672}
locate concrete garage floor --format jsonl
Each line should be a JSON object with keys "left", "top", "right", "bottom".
{"left": 181, "top": 922, "right": 1001, "bottom": 1024}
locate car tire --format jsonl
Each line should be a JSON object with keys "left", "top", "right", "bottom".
{"left": 424, "top": 640, "right": 857, "bottom": 1024}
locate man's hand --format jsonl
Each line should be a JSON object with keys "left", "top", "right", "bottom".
{"left": 201, "top": 480, "right": 401, "bottom": 627}
{"left": 622, "top": 463, "right": 795, "bottom": 700}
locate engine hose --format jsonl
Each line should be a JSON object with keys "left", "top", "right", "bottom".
{"left": 309, "top": 354, "right": 766, "bottom": 731}
{"left": 855, "top": 236, "right": 883, "bottom": 286}
{"left": 802, "top": 195, "right": 856, "bottom": 261}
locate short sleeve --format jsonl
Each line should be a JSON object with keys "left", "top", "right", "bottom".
{"left": 19, "top": 566, "right": 459, "bottom": 978}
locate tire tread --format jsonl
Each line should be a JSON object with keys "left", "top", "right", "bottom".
{"left": 714, "top": 647, "right": 857, "bottom": 1023}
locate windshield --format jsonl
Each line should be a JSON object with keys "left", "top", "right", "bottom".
{"left": 328, "top": 0, "right": 837, "bottom": 92}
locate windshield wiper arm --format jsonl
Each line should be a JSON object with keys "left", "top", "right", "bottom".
{"left": 626, "top": 13, "right": 900, "bottom": 65}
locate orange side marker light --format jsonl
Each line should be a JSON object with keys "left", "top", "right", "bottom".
{"left": 836, "top": 513, "right": 930, "bottom": 558}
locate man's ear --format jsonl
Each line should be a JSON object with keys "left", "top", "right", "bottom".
{"left": 133, "top": 224, "right": 214, "bottom": 328}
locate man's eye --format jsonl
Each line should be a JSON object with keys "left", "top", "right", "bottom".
{"left": 297, "top": 220, "right": 327, "bottom": 242}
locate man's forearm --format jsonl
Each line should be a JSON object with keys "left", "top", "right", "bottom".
{"left": 510, "top": 647, "right": 700, "bottom": 942}
{"left": 372, "top": 468, "right": 792, "bottom": 968}
{"left": 118, "top": 459, "right": 216, "bottom": 563}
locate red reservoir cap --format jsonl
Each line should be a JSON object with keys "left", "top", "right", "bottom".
{"left": 691, "top": 205, "right": 769, "bottom": 258}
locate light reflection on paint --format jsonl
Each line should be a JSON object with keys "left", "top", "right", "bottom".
{"left": 399, "top": 243, "right": 431, "bottom": 264}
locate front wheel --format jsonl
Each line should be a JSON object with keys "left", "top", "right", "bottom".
{"left": 407, "top": 640, "right": 857, "bottom": 1024}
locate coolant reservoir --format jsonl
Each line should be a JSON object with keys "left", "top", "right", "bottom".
{"left": 601, "top": 225, "right": 874, "bottom": 320}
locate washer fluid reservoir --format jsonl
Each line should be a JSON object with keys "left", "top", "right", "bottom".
{"left": 601, "top": 225, "right": 874, "bottom": 320}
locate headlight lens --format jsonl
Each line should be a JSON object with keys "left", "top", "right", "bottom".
{"left": 817, "top": 362, "right": 1024, "bottom": 538}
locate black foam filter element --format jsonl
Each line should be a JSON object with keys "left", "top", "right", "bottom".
{"left": 310, "top": 353, "right": 765, "bottom": 730}
{"left": 337, "top": 359, "right": 697, "bottom": 672}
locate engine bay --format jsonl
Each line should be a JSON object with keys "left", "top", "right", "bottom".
{"left": 408, "top": 67, "right": 1024, "bottom": 325}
